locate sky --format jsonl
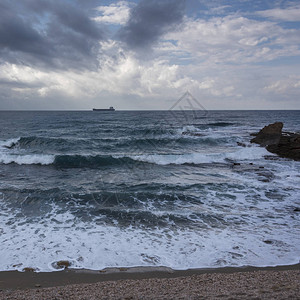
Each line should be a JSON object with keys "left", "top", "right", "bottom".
{"left": 0, "top": 0, "right": 300, "bottom": 110}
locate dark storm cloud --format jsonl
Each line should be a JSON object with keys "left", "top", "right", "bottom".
{"left": 0, "top": 0, "right": 104, "bottom": 70}
{"left": 0, "top": 2, "right": 46, "bottom": 56}
{"left": 119, "top": 0, "right": 186, "bottom": 50}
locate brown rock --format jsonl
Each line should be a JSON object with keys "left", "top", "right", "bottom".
{"left": 52, "top": 260, "right": 71, "bottom": 270}
{"left": 250, "top": 122, "right": 300, "bottom": 161}
{"left": 251, "top": 122, "right": 283, "bottom": 146}
{"left": 267, "top": 134, "right": 300, "bottom": 161}
{"left": 23, "top": 267, "right": 36, "bottom": 272}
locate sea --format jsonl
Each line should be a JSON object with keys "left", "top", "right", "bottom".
{"left": 0, "top": 110, "right": 299, "bottom": 272}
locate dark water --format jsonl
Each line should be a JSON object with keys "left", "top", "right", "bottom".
{"left": 0, "top": 110, "right": 299, "bottom": 271}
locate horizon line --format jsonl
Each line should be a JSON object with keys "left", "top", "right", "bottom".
{"left": 0, "top": 109, "right": 300, "bottom": 112}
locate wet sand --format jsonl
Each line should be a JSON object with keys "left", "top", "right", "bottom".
{"left": 0, "top": 264, "right": 299, "bottom": 299}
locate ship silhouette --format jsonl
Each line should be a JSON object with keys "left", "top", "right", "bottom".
{"left": 93, "top": 106, "right": 115, "bottom": 111}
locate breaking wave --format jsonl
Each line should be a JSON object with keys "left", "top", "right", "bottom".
{"left": 0, "top": 147, "right": 272, "bottom": 168}
{"left": 130, "top": 146, "right": 271, "bottom": 165}
{"left": 0, "top": 138, "right": 21, "bottom": 149}
{"left": 0, "top": 153, "right": 54, "bottom": 165}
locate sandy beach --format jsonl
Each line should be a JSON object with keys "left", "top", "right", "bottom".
{"left": 0, "top": 264, "right": 299, "bottom": 299}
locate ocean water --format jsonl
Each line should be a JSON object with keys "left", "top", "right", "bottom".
{"left": 0, "top": 110, "right": 299, "bottom": 272}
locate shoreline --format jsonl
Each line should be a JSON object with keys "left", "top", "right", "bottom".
{"left": 0, "top": 263, "right": 299, "bottom": 290}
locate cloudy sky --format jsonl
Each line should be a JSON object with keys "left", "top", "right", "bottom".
{"left": 0, "top": 0, "right": 300, "bottom": 110}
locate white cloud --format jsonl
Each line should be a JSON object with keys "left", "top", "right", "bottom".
{"left": 0, "top": 63, "right": 44, "bottom": 85}
{"left": 199, "top": 79, "right": 215, "bottom": 89}
{"left": 92, "top": 41, "right": 186, "bottom": 99}
{"left": 257, "top": 5, "right": 300, "bottom": 22}
{"left": 93, "top": 1, "right": 131, "bottom": 25}
{"left": 0, "top": 41, "right": 187, "bottom": 108}
{"left": 163, "top": 15, "right": 300, "bottom": 64}
{"left": 2, "top": 43, "right": 299, "bottom": 110}
{"left": 0, "top": 63, "right": 87, "bottom": 99}
{"left": 264, "top": 77, "right": 300, "bottom": 93}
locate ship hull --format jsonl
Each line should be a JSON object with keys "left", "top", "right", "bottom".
{"left": 93, "top": 108, "right": 115, "bottom": 111}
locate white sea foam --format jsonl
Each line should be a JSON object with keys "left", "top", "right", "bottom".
{"left": 1, "top": 157, "right": 299, "bottom": 273}
{"left": 0, "top": 138, "right": 54, "bottom": 165}
{"left": 130, "top": 153, "right": 216, "bottom": 165}
{"left": 178, "top": 125, "right": 202, "bottom": 134}
{"left": 0, "top": 137, "right": 20, "bottom": 148}
{"left": 0, "top": 153, "right": 54, "bottom": 165}
{"left": 0, "top": 199, "right": 299, "bottom": 272}
{"left": 226, "top": 146, "right": 273, "bottom": 160}
{"left": 0, "top": 164, "right": 299, "bottom": 272}
{"left": 130, "top": 146, "right": 272, "bottom": 165}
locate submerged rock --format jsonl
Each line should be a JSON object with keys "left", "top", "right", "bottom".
{"left": 263, "top": 240, "right": 274, "bottom": 245}
{"left": 251, "top": 122, "right": 300, "bottom": 161}
{"left": 23, "top": 267, "right": 36, "bottom": 272}
{"left": 52, "top": 260, "right": 71, "bottom": 270}
{"left": 237, "top": 142, "right": 247, "bottom": 147}
{"left": 182, "top": 131, "right": 204, "bottom": 137}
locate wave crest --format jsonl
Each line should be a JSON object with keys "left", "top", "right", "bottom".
{"left": 0, "top": 138, "right": 21, "bottom": 149}
{"left": 0, "top": 154, "right": 54, "bottom": 165}
{"left": 0, "top": 147, "right": 271, "bottom": 167}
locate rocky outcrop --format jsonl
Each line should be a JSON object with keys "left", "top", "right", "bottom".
{"left": 251, "top": 122, "right": 300, "bottom": 161}
{"left": 250, "top": 122, "right": 283, "bottom": 146}
{"left": 267, "top": 133, "right": 300, "bottom": 161}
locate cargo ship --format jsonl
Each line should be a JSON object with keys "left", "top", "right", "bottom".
{"left": 93, "top": 106, "right": 115, "bottom": 111}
